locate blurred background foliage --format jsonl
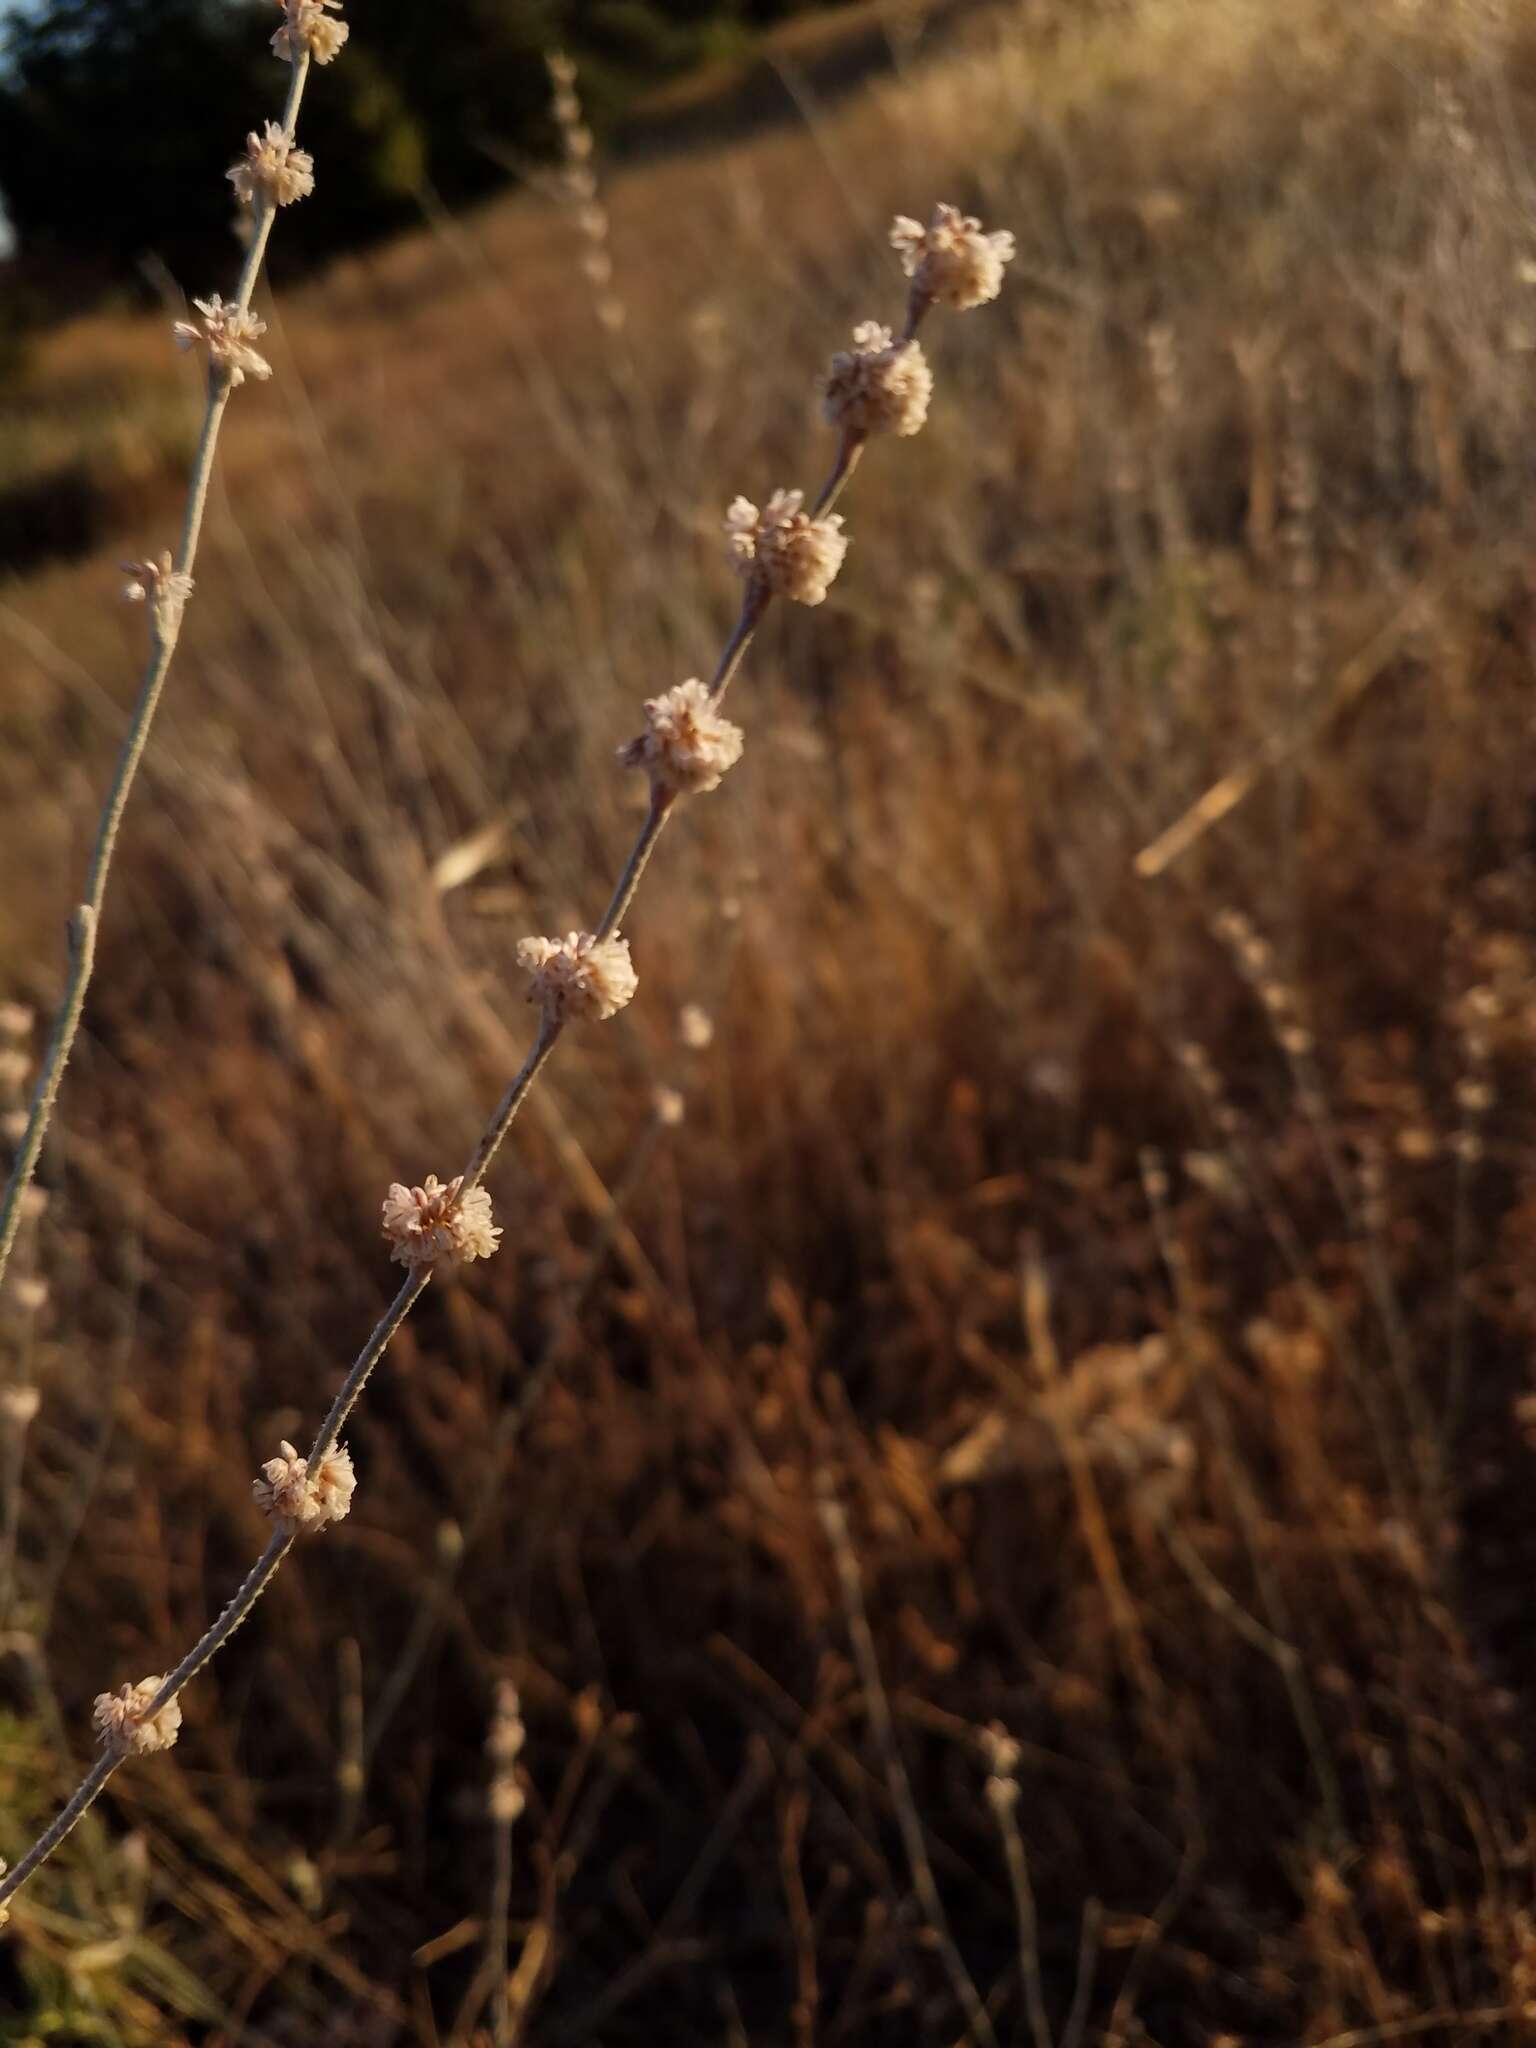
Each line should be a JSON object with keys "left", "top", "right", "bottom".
{"left": 0, "top": 0, "right": 855, "bottom": 320}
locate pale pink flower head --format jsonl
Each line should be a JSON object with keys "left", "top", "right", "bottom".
{"left": 93, "top": 1676, "right": 182, "bottom": 1757}
{"left": 823, "top": 322, "right": 933, "bottom": 439}
{"left": 891, "top": 202, "right": 1015, "bottom": 311}
{"left": 253, "top": 1438, "right": 356, "bottom": 1533}
{"left": 725, "top": 490, "right": 848, "bottom": 606}
{"left": 272, "top": 0, "right": 349, "bottom": 64}
{"left": 381, "top": 1174, "right": 502, "bottom": 1271}
{"left": 229, "top": 121, "right": 316, "bottom": 208}
{"left": 619, "top": 678, "right": 744, "bottom": 797}
{"left": 172, "top": 296, "right": 272, "bottom": 387}
{"left": 122, "top": 550, "right": 194, "bottom": 633}
{"left": 518, "top": 931, "right": 637, "bottom": 1025}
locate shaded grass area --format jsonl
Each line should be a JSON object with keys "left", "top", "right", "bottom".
{"left": 3, "top": 0, "right": 1536, "bottom": 2040}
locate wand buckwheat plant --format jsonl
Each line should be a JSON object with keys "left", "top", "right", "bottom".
{"left": 0, "top": 0, "right": 333, "bottom": 1302}
{"left": 0, "top": 140, "right": 1011, "bottom": 1912}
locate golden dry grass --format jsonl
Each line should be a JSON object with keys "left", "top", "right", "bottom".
{"left": 5, "top": 0, "right": 1536, "bottom": 2040}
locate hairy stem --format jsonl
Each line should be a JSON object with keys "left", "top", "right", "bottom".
{"left": 0, "top": 191, "right": 985, "bottom": 1917}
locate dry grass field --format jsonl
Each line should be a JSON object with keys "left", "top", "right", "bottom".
{"left": 5, "top": 0, "right": 1536, "bottom": 2040}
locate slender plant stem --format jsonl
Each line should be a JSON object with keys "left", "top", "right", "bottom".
{"left": 488, "top": 1797, "right": 516, "bottom": 2047}
{"left": 308, "top": 1273, "right": 430, "bottom": 1467}
{"left": 817, "top": 1473, "right": 999, "bottom": 2048}
{"left": 811, "top": 433, "right": 865, "bottom": 519}
{"left": 463, "top": 1023, "right": 562, "bottom": 1192}
{"left": 0, "top": 51, "right": 313, "bottom": 1304}
{"left": 0, "top": 1754, "right": 116, "bottom": 1902}
{"left": 596, "top": 792, "right": 675, "bottom": 939}
{"left": 708, "top": 590, "right": 767, "bottom": 704}
{"left": 0, "top": 202, "right": 972, "bottom": 1918}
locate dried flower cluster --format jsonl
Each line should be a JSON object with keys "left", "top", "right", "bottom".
{"left": 620, "top": 679, "right": 744, "bottom": 797}
{"left": 0, "top": 1005, "right": 33, "bottom": 1042}
{"left": 725, "top": 491, "right": 849, "bottom": 607}
{"left": 824, "top": 322, "right": 933, "bottom": 440}
{"left": 173, "top": 296, "right": 272, "bottom": 387}
{"left": 381, "top": 1174, "right": 502, "bottom": 1271}
{"left": 253, "top": 1439, "right": 356, "bottom": 1532}
{"left": 229, "top": 121, "right": 316, "bottom": 208}
{"left": 272, "top": 0, "right": 349, "bottom": 65}
{"left": 518, "top": 931, "right": 638, "bottom": 1025}
{"left": 547, "top": 51, "right": 625, "bottom": 334}
{"left": 678, "top": 1003, "right": 714, "bottom": 1051}
{"left": 487, "top": 1680, "right": 526, "bottom": 1824}
{"left": 891, "top": 202, "right": 1016, "bottom": 311}
{"left": 122, "top": 551, "right": 195, "bottom": 634}
{"left": 93, "top": 1677, "right": 182, "bottom": 1758}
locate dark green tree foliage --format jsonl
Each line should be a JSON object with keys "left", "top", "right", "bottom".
{"left": 0, "top": 0, "right": 424, "bottom": 298}
{"left": 0, "top": 0, "right": 841, "bottom": 312}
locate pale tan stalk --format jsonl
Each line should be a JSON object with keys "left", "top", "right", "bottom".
{"left": 816, "top": 1472, "right": 999, "bottom": 2048}
{"left": 0, "top": 54, "right": 313, "bottom": 1300}
{"left": 0, "top": 201, "right": 1007, "bottom": 1917}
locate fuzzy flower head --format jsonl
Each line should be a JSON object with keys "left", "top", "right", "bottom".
{"left": 229, "top": 121, "right": 316, "bottom": 208}
{"left": 619, "top": 679, "right": 744, "bottom": 797}
{"left": 518, "top": 931, "right": 637, "bottom": 1025}
{"left": 382, "top": 1174, "right": 502, "bottom": 1271}
{"left": 272, "top": 0, "right": 349, "bottom": 63}
{"left": 253, "top": 1439, "right": 356, "bottom": 1533}
{"left": 172, "top": 296, "right": 272, "bottom": 387}
{"left": 122, "top": 550, "right": 194, "bottom": 634}
{"left": 93, "top": 1676, "right": 182, "bottom": 1757}
{"left": 891, "top": 202, "right": 1015, "bottom": 312}
{"left": 824, "top": 322, "right": 933, "bottom": 440}
{"left": 725, "top": 490, "right": 848, "bottom": 607}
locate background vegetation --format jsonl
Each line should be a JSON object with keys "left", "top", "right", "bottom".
{"left": 0, "top": 0, "right": 863, "bottom": 305}
{"left": 4, "top": 0, "right": 1536, "bottom": 2041}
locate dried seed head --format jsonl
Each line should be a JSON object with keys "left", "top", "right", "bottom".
{"left": 0, "top": 1004, "right": 33, "bottom": 1041}
{"left": 122, "top": 551, "right": 194, "bottom": 633}
{"left": 653, "top": 1085, "right": 686, "bottom": 1128}
{"left": 173, "top": 296, "right": 272, "bottom": 387}
{"left": 0, "top": 1050, "right": 28, "bottom": 1096}
{"left": 678, "top": 1003, "right": 714, "bottom": 1051}
{"left": 518, "top": 931, "right": 638, "bottom": 1025}
{"left": 487, "top": 1680, "right": 527, "bottom": 1824}
{"left": 891, "top": 202, "right": 1015, "bottom": 311}
{"left": 93, "top": 1677, "right": 182, "bottom": 1757}
{"left": 253, "top": 1439, "right": 357, "bottom": 1533}
{"left": 619, "top": 679, "right": 744, "bottom": 797}
{"left": 9, "top": 1278, "right": 47, "bottom": 1315}
{"left": 272, "top": 0, "right": 349, "bottom": 63}
{"left": 0, "top": 1386, "right": 40, "bottom": 1426}
{"left": 381, "top": 1174, "right": 502, "bottom": 1271}
{"left": 229, "top": 121, "right": 316, "bottom": 208}
{"left": 725, "top": 491, "right": 849, "bottom": 606}
{"left": 823, "top": 322, "right": 933, "bottom": 439}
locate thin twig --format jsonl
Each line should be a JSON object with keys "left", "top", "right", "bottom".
{"left": 816, "top": 1471, "right": 998, "bottom": 2048}
{"left": 0, "top": 53, "right": 314, "bottom": 1299}
{"left": 0, "top": 181, "right": 1011, "bottom": 1916}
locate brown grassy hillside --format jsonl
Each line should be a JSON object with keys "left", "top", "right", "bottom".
{"left": 5, "top": 1, "right": 1536, "bottom": 2040}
